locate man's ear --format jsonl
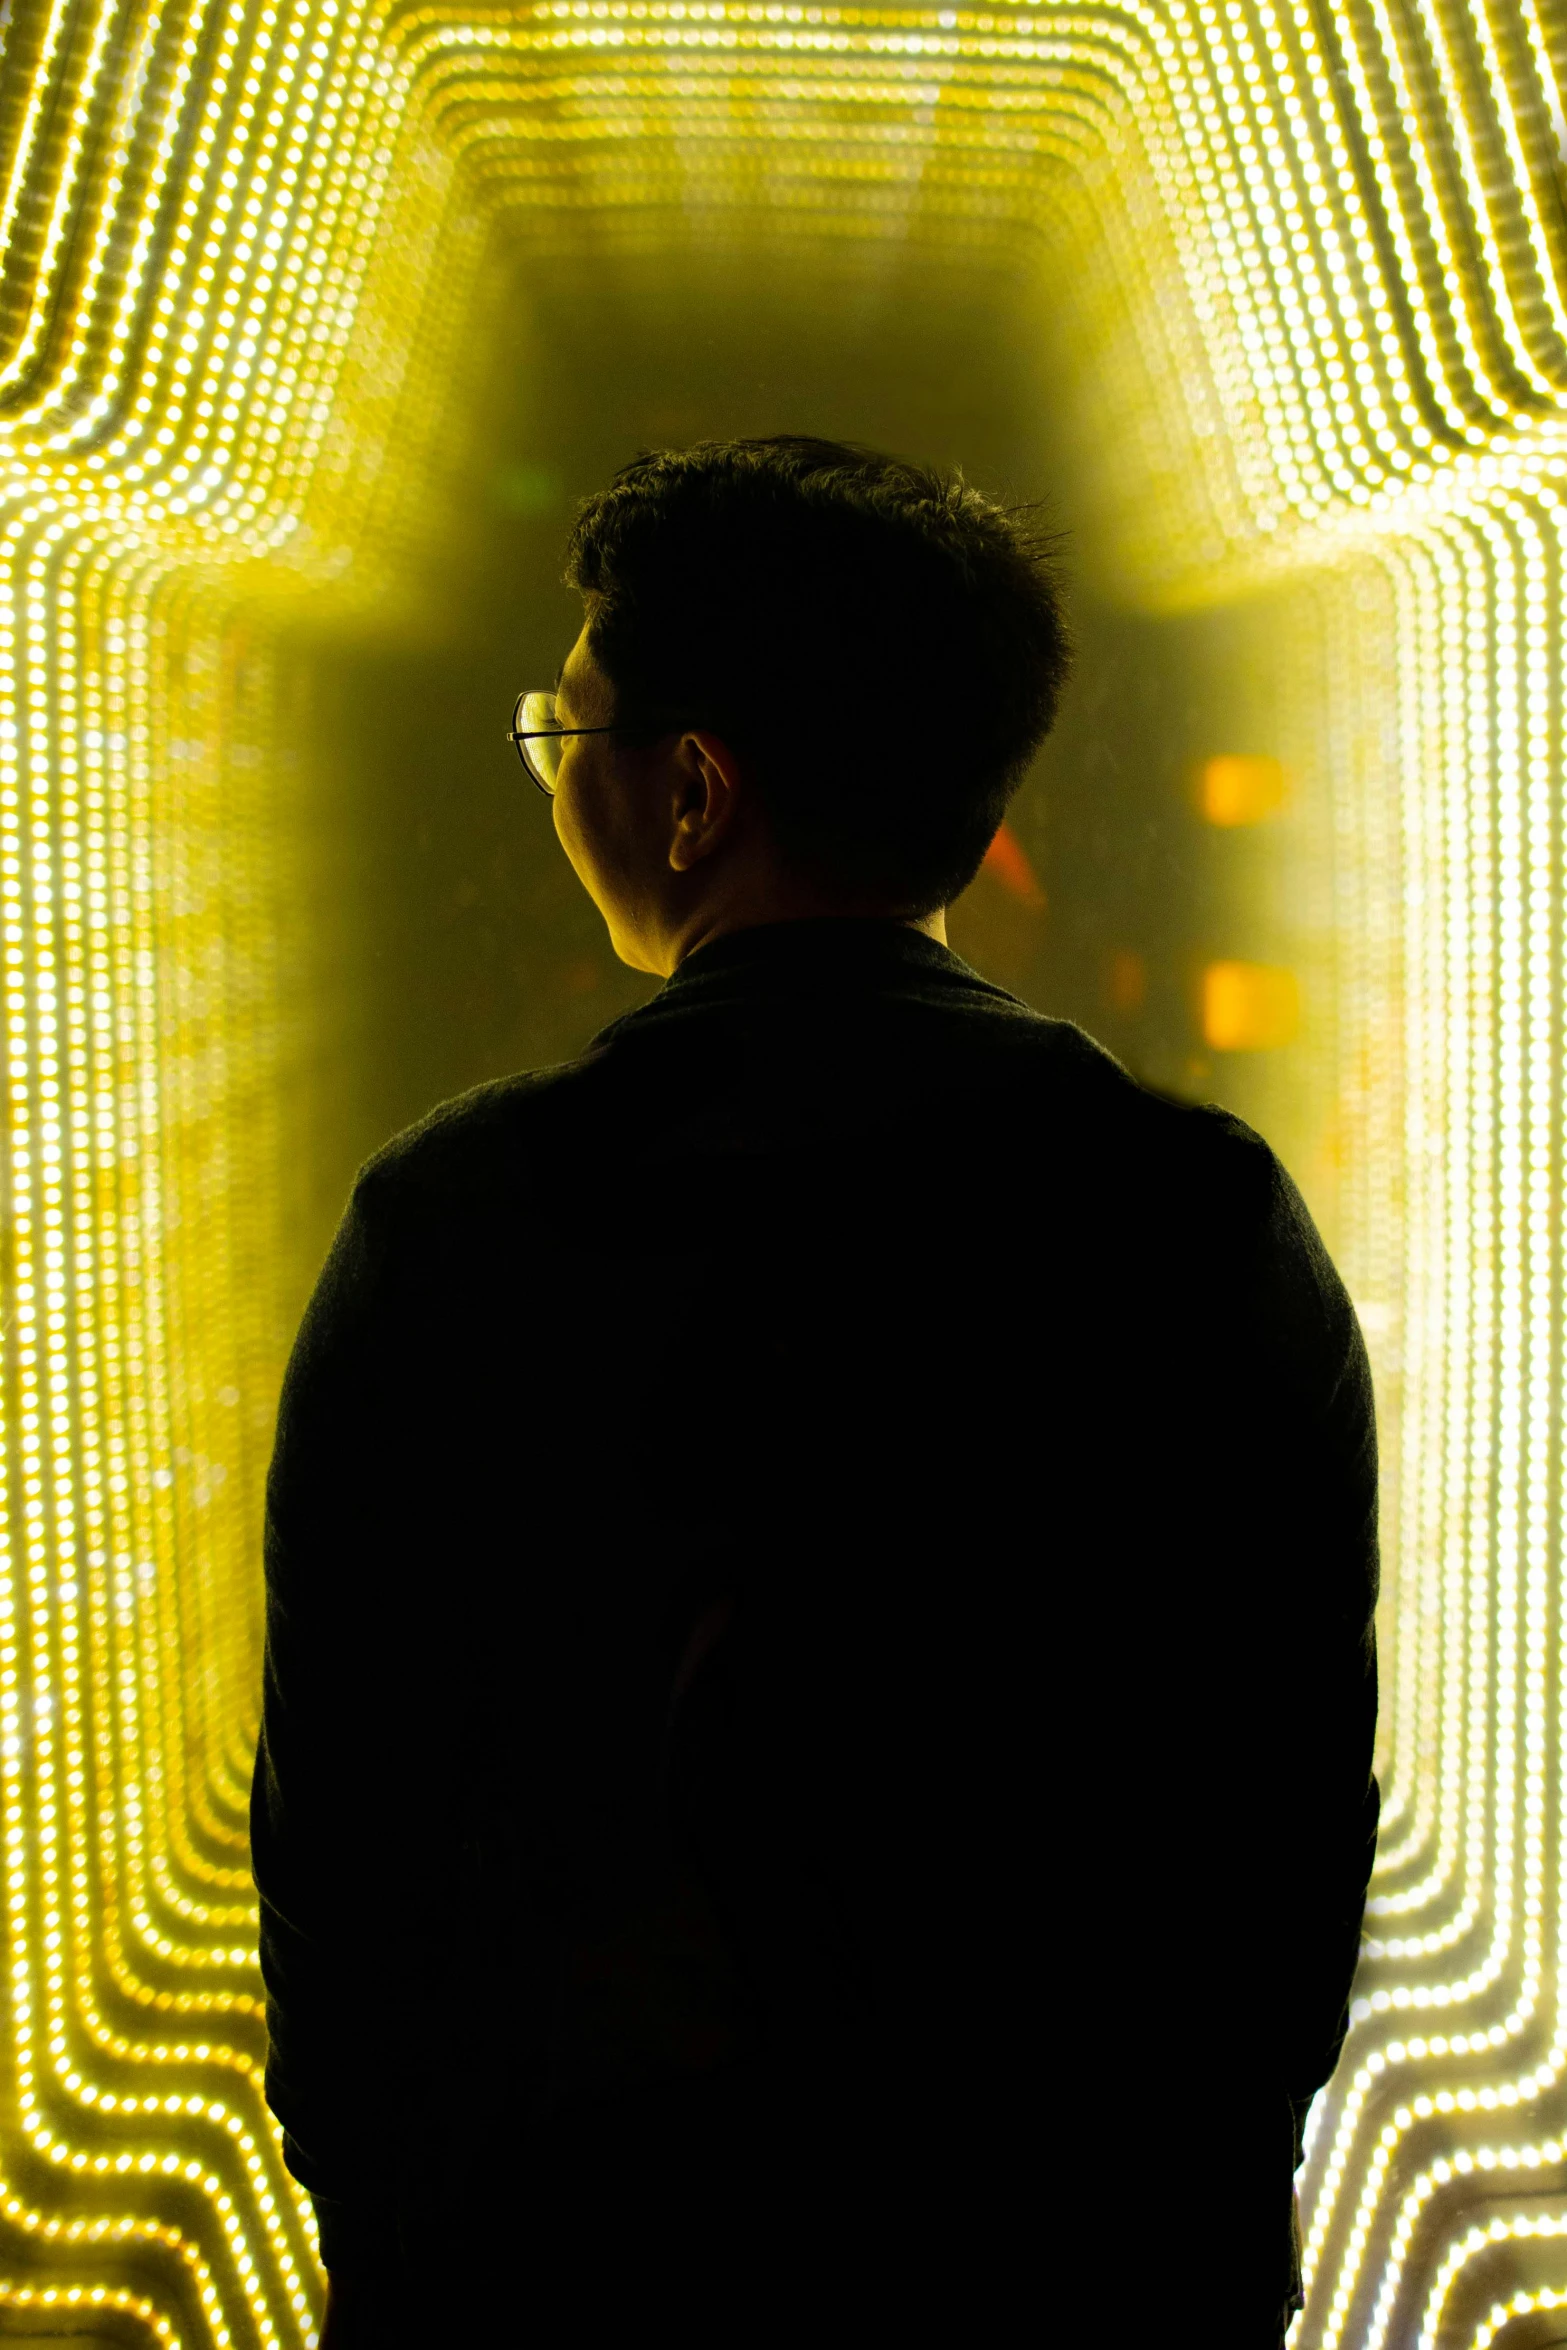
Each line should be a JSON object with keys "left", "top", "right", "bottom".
{"left": 668, "top": 730, "right": 745, "bottom": 873}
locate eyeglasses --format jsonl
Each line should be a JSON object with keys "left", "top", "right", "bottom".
{"left": 506, "top": 688, "right": 638, "bottom": 797}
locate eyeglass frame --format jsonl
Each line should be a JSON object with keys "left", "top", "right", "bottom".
{"left": 506, "top": 688, "right": 663, "bottom": 797}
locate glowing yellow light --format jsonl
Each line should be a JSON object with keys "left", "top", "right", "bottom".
{"left": 1199, "top": 751, "right": 1288, "bottom": 827}
{"left": 1201, "top": 958, "right": 1300, "bottom": 1050}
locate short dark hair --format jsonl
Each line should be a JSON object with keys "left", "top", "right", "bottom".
{"left": 564, "top": 435, "right": 1072, "bottom": 914}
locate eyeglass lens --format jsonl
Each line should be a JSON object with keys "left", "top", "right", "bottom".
{"left": 515, "top": 689, "right": 565, "bottom": 794}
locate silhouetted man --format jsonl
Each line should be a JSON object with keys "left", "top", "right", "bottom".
{"left": 251, "top": 436, "right": 1379, "bottom": 2345}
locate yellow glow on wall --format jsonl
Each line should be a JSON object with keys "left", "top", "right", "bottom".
{"left": 1200, "top": 750, "right": 1288, "bottom": 826}
{"left": 0, "top": 0, "right": 1561, "bottom": 2342}
{"left": 1202, "top": 956, "right": 1300, "bottom": 1050}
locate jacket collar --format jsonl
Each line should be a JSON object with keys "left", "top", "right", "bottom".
{"left": 655, "top": 916, "right": 989, "bottom": 1000}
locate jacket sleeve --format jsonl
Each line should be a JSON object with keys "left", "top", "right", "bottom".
{"left": 1231, "top": 1140, "right": 1381, "bottom": 2128}
{"left": 250, "top": 1163, "right": 417, "bottom": 2247}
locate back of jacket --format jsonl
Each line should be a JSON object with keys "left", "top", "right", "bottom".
{"left": 252, "top": 919, "right": 1379, "bottom": 2339}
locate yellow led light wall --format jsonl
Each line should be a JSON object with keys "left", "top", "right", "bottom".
{"left": 0, "top": 0, "right": 1561, "bottom": 2341}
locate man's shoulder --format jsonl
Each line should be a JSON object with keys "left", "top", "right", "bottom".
{"left": 972, "top": 1011, "right": 1318, "bottom": 1277}
{"left": 971, "top": 1005, "right": 1283, "bottom": 1180}
{"left": 348, "top": 1042, "right": 620, "bottom": 1220}
{"left": 345, "top": 992, "right": 1286, "bottom": 1225}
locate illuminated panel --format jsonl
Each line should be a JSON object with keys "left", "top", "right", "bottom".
{"left": 0, "top": 0, "right": 1561, "bottom": 2343}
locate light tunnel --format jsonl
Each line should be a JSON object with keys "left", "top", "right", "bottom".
{"left": 0, "top": 0, "right": 1561, "bottom": 2341}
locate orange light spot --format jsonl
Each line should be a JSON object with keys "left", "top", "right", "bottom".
{"left": 1106, "top": 949, "right": 1146, "bottom": 1011}
{"left": 982, "top": 820, "right": 1046, "bottom": 909}
{"left": 1200, "top": 754, "right": 1288, "bottom": 826}
{"left": 1202, "top": 960, "right": 1300, "bottom": 1050}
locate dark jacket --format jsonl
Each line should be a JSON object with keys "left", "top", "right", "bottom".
{"left": 251, "top": 917, "right": 1378, "bottom": 2340}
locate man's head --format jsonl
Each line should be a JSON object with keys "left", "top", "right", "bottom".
{"left": 546, "top": 435, "right": 1071, "bottom": 974}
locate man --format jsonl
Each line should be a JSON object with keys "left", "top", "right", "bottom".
{"left": 252, "top": 436, "right": 1379, "bottom": 2344}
